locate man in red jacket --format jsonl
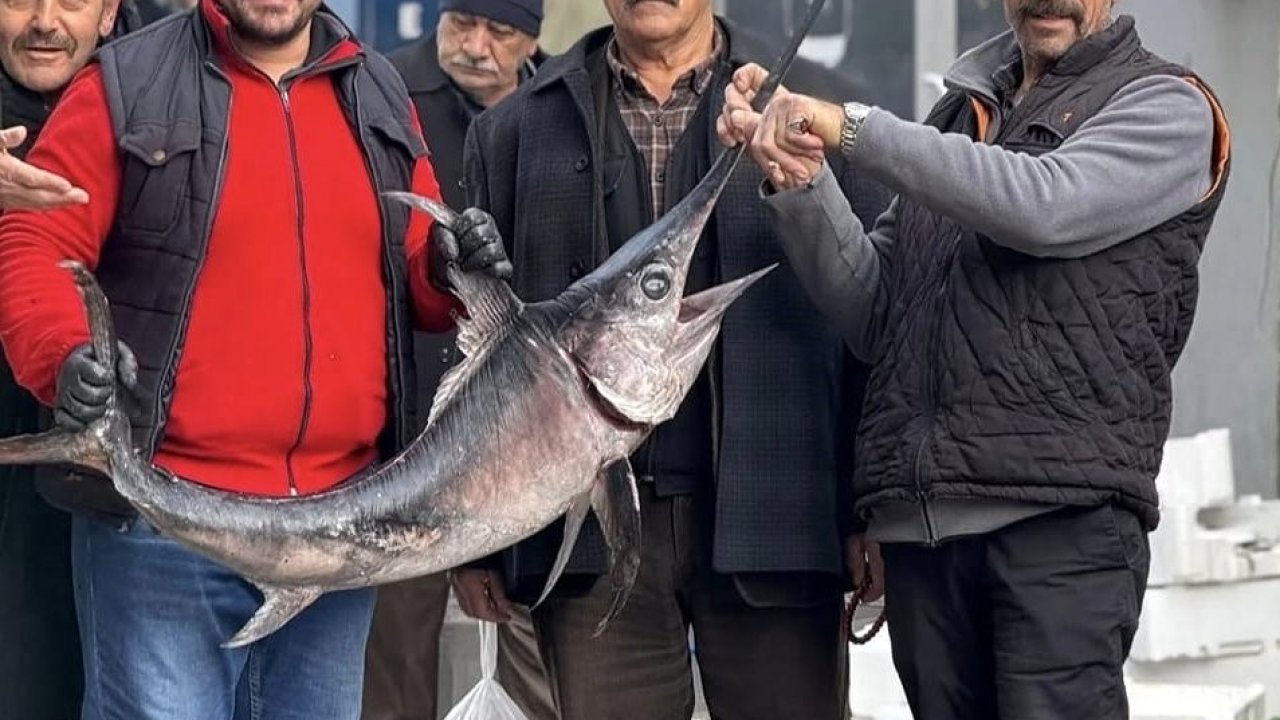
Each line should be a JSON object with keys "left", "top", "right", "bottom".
{"left": 0, "top": 0, "right": 510, "bottom": 715}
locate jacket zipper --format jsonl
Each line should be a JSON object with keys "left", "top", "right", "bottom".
{"left": 908, "top": 93, "right": 1015, "bottom": 545}
{"left": 910, "top": 240, "right": 960, "bottom": 547}
{"left": 258, "top": 55, "right": 360, "bottom": 493}
{"left": 279, "top": 85, "right": 312, "bottom": 497}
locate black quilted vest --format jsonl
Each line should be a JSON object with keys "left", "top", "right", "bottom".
{"left": 852, "top": 16, "right": 1231, "bottom": 531}
{"left": 38, "top": 8, "right": 425, "bottom": 520}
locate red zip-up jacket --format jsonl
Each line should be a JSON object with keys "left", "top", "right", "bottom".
{"left": 0, "top": 0, "right": 458, "bottom": 497}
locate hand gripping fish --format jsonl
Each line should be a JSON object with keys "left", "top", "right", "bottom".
{"left": 0, "top": 0, "right": 827, "bottom": 648}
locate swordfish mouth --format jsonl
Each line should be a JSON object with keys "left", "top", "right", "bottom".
{"left": 671, "top": 263, "right": 778, "bottom": 368}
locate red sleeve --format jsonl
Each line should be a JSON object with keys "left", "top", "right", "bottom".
{"left": 404, "top": 108, "right": 462, "bottom": 333}
{"left": 0, "top": 65, "right": 120, "bottom": 405}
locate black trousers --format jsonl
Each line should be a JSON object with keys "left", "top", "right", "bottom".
{"left": 0, "top": 363, "right": 83, "bottom": 720}
{"left": 531, "top": 483, "right": 849, "bottom": 720}
{"left": 881, "top": 504, "right": 1149, "bottom": 720}
{"left": 0, "top": 476, "right": 83, "bottom": 720}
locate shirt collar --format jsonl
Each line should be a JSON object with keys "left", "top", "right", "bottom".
{"left": 604, "top": 24, "right": 724, "bottom": 101}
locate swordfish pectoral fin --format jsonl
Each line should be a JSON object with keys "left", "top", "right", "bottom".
{"left": 222, "top": 585, "right": 324, "bottom": 649}
{"left": 530, "top": 491, "right": 593, "bottom": 610}
{"left": 589, "top": 459, "right": 642, "bottom": 637}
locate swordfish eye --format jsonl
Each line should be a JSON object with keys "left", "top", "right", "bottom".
{"left": 640, "top": 264, "right": 673, "bottom": 301}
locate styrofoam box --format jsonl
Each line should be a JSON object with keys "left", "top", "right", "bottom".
{"left": 1127, "top": 681, "right": 1266, "bottom": 720}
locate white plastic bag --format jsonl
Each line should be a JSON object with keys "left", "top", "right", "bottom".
{"left": 849, "top": 595, "right": 886, "bottom": 636}
{"left": 443, "top": 621, "right": 529, "bottom": 720}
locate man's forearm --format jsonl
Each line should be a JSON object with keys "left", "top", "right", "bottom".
{"left": 847, "top": 75, "right": 1215, "bottom": 258}
{"left": 763, "top": 164, "right": 894, "bottom": 361}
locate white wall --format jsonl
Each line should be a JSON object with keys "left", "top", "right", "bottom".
{"left": 1120, "top": 0, "right": 1280, "bottom": 497}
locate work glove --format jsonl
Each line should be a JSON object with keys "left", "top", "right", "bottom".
{"left": 55, "top": 341, "right": 139, "bottom": 431}
{"left": 428, "top": 208, "right": 513, "bottom": 292}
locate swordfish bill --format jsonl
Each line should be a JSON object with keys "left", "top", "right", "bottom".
{"left": 0, "top": 0, "right": 827, "bottom": 648}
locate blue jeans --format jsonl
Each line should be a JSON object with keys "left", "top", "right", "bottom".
{"left": 71, "top": 514, "right": 376, "bottom": 720}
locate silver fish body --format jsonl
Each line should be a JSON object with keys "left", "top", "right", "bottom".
{"left": 124, "top": 307, "right": 637, "bottom": 591}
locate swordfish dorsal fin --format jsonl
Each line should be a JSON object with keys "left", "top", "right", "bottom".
{"left": 381, "top": 190, "right": 524, "bottom": 425}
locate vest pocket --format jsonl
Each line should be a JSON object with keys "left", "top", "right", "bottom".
{"left": 1014, "top": 320, "right": 1096, "bottom": 427}
{"left": 116, "top": 123, "right": 201, "bottom": 238}
{"left": 1000, "top": 121, "right": 1065, "bottom": 155}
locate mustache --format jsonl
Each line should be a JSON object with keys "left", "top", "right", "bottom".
{"left": 1017, "top": 0, "right": 1084, "bottom": 25}
{"left": 445, "top": 53, "right": 499, "bottom": 74}
{"left": 16, "top": 30, "right": 74, "bottom": 53}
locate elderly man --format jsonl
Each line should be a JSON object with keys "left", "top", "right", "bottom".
{"left": 363, "top": 3, "right": 556, "bottom": 719}
{"left": 721, "top": 0, "right": 1231, "bottom": 718}
{"left": 451, "top": 0, "right": 891, "bottom": 718}
{"left": 0, "top": 0, "right": 142, "bottom": 715}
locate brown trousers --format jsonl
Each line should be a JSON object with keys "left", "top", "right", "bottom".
{"left": 362, "top": 573, "right": 560, "bottom": 720}
{"left": 531, "top": 484, "right": 849, "bottom": 720}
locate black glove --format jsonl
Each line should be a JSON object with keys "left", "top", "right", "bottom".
{"left": 428, "top": 208, "right": 513, "bottom": 291}
{"left": 55, "top": 341, "right": 139, "bottom": 431}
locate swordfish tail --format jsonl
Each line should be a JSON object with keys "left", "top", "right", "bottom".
{"left": 0, "top": 260, "right": 116, "bottom": 476}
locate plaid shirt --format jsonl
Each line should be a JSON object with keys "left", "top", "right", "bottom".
{"left": 606, "top": 28, "right": 724, "bottom": 219}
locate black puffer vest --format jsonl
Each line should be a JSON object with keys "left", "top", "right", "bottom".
{"left": 37, "top": 9, "right": 425, "bottom": 521}
{"left": 853, "top": 16, "right": 1231, "bottom": 531}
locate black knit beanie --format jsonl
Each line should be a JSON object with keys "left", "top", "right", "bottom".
{"left": 439, "top": 0, "right": 544, "bottom": 37}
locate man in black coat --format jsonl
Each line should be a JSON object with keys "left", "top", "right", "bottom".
{"left": 367, "top": 3, "right": 557, "bottom": 719}
{"left": 451, "top": 1, "right": 892, "bottom": 717}
{"left": 0, "top": 0, "right": 149, "bottom": 716}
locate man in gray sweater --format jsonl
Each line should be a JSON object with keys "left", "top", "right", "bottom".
{"left": 719, "top": 1, "right": 1230, "bottom": 718}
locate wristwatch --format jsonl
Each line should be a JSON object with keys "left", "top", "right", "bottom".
{"left": 839, "top": 101, "right": 871, "bottom": 158}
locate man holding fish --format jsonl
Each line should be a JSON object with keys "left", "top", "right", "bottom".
{"left": 0, "top": 0, "right": 511, "bottom": 717}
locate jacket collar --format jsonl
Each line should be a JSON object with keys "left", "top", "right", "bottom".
{"left": 530, "top": 16, "right": 767, "bottom": 96}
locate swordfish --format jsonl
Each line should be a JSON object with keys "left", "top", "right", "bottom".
{"left": 0, "top": 0, "right": 828, "bottom": 648}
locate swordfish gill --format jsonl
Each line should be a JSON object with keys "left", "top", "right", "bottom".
{"left": 0, "top": 0, "right": 828, "bottom": 648}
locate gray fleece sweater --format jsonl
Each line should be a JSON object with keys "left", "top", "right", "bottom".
{"left": 764, "top": 30, "right": 1217, "bottom": 543}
